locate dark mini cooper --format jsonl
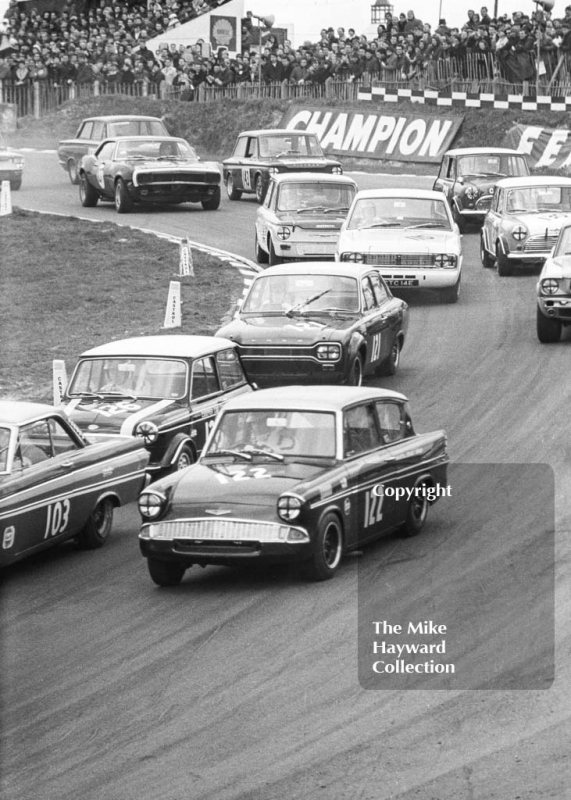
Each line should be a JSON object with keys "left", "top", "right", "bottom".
{"left": 433, "top": 147, "right": 530, "bottom": 232}
{"left": 58, "top": 114, "right": 169, "bottom": 184}
{"left": 0, "top": 401, "right": 149, "bottom": 567}
{"left": 222, "top": 129, "right": 343, "bottom": 204}
{"left": 216, "top": 263, "right": 409, "bottom": 386}
{"left": 62, "top": 336, "right": 253, "bottom": 477}
{"left": 78, "top": 136, "right": 221, "bottom": 213}
{"left": 138, "top": 386, "right": 449, "bottom": 586}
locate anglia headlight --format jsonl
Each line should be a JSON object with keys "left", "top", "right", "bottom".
{"left": 541, "top": 278, "right": 560, "bottom": 294}
{"left": 341, "top": 252, "right": 365, "bottom": 263}
{"left": 463, "top": 184, "right": 479, "bottom": 200}
{"left": 278, "top": 495, "right": 303, "bottom": 521}
{"left": 135, "top": 420, "right": 159, "bottom": 444}
{"left": 316, "top": 343, "right": 341, "bottom": 360}
{"left": 276, "top": 225, "right": 292, "bottom": 240}
{"left": 138, "top": 490, "right": 167, "bottom": 520}
{"left": 511, "top": 225, "right": 527, "bottom": 241}
{"left": 433, "top": 254, "right": 458, "bottom": 268}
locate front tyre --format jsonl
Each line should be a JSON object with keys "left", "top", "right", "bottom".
{"left": 536, "top": 306, "right": 562, "bottom": 343}
{"left": 79, "top": 174, "right": 98, "bottom": 207}
{"left": 441, "top": 276, "right": 461, "bottom": 304}
{"left": 115, "top": 178, "right": 134, "bottom": 214}
{"left": 496, "top": 242, "right": 513, "bottom": 276}
{"left": 268, "top": 238, "right": 282, "bottom": 266}
{"left": 202, "top": 186, "right": 221, "bottom": 210}
{"left": 400, "top": 487, "right": 429, "bottom": 537}
{"left": 304, "top": 512, "right": 343, "bottom": 581}
{"left": 226, "top": 173, "right": 242, "bottom": 200}
{"left": 480, "top": 234, "right": 495, "bottom": 268}
{"left": 76, "top": 497, "right": 114, "bottom": 549}
{"left": 147, "top": 558, "right": 186, "bottom": 587}
{"left": 255, "top": 232, "right": 269, "bottom": 264}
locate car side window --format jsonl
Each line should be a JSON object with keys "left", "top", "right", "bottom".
{"left": 14, "top": 420, "right": 52, "bottom": 469}
{"left": 191, "top": 357, "right": 220, "bottom": 400}
{"left": 361, "top": 277, "right": 377, "bottom": 312}
{"left": 49, "top": 418, "right": 81, "bottom": 456}
{"left": 446, "top": 157, "right": 455, "bottom": 179}
{"left": 374, "top": 402, "right": 405, "bottom": 444}
{"left": 79, "top": 121, "right": 94, "bottom": 140}
{"left": 97, "top": 142, "right": 115, "bottom": 161}
{"left": 343, "top": 404, "right": 381, "bottom": 457}
{"left": 493, "top": 188, "right": 501, "bottom": 213}
{"left": 216, "top": 349, "right": 246, "bottom": 390}
{"left": 369, "top": 272, "right": 388, "bottom": 305}
{"left": 233, "top": 137, "right": 248, "bottom": 158}
{"left": 91, "top": 121, "right": 105, "bottom": 140}
{"left": 246, "top": 138, "right": 258, "bottom": 158}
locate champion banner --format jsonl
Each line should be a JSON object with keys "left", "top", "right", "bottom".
{"left": 280, "top": 107, "right": 463, "bottom": 164}
{"left": 503, "top": 124, "right": 571, "bottom": 169}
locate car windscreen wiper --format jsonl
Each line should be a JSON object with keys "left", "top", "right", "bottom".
{"left": 405, "top": 222, "right": 448, "bottom": 229}
{"left": 206, "top": 448, "right": 252, "bottom": 461}
{"left": 285, "top": 288, "right": 331, "bottom": 317}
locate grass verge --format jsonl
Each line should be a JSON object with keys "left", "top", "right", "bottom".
{"left": 0, "top": 208, "right": 246, "bottom": 402}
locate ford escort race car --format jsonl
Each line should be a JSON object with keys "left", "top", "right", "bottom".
{"left": 536, "top": 222, "right": 571, "bottom": 342}
{"left": 138, "top": 386, "right": 449, "bottom": 586}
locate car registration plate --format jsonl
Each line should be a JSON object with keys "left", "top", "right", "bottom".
{"left": 386, "top": 279, "right": 419, "bottom": 287}
{"left": 302, "top": 244, "right": 332, "bottom": 255}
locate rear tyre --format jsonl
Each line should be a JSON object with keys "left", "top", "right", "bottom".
{"left": 378, "top": 337, "right": 401, "bottom": 376}
{"left": 172, "top": 444, "right": 195, "bottom": 472}
{"left": 400, "top": 487, "right": 429, "bottom": 537}
{"left": 115, "top": 178, "right": 134, "bottom": 213}
{"left": 79, "top": 174, "right": 98, "bottom": 207}
{"left": 536, "top": 306, "right": 562, "bottom": 343}
{"left": 147, "top": 558, "right": 186, "bottom": 587}
{"left": 441, "top": 276, "right": 460, "bottom": 304}
{"left": 303, "top": 512, "right": 343, "bottom": 581}
{"left": 496, "top": 243, "right": 513, "bottom": 276}
{"left": 77, "top": 498, "right": 114, "bottom": 549}
{"left": 202, "top": 186, "right": 221, "bottom": 210}
{"left": 255, "top": 233, "right": 269, "bottom": 264}
{"left": 268, "top": 238, "right": 283, "bottom": 266}
{"left": 480, "top": 234, "right": 495, "bottom": 268}
{"left": 255, "top": 174, "right": 265, "bottom": 204}
{"left": 348, "top": 354, "right": 363, "bottom": 386}
{"left": 67, "top": 159, "right": 80, "bottom": 185}
{"left": 226, "top": 173, "right": 242, "bottom": 200}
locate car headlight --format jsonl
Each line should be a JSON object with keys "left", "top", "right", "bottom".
{"left": 278, "top": 495, "right": 303, "bottom": 521}
{"left": 463, "top": 184, "right": 479, "bottom": 200}
{"left": 135, "top": 420, "right": 159, "bottom": 444}
{"left": 316, "top": 343, "right": 341, "bottom": 360}
{"left": 268, "top": 167, "right": 278, "bottom": 175}
{"left": 340, "top": 252, "right": 365, "bottom": 263}
{"left": 332, "top": 166, "right": 343, "bottom": 174}
{"left": 433, "top": 254, "right": 458, "bottom": 268}
{"left": 511, "top": 225, "right": 527, "bottom": 241}
{"left": 541, "top": 278, "right": 560, "bottom": 294}
{"left": 138, "top": 490, "right": 167, "bottom": 520}
{"left": 276, "top": 225, "right": 292, "bottom": 240}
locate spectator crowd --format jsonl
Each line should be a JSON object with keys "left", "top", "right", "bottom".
{"left": 2, "top": 0, "right": 571, "bottom": 99}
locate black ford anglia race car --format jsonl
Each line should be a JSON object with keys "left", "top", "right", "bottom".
{"left": 138, "top": 386, "right": 449, "bottom": 586}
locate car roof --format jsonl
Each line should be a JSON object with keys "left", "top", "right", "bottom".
{"left": 221, "top": 386, "right": 407, "bottom": 413}
{"left": 270, "top": 172, "right": 356, "bottom": 185}
{"left": 103, "top": 135, "right": 185, "bottom": 143}
{"left": 353, "top": 188, "right": 446, "bottom": 201}
{"left": 250, "top": 261, "right": 381, "bottom": 278}
{"left": 81, "top": 115, "right": 164, "bottom": 123}
{"left": 237, "top": 129, "right": 317, "bottom": 137}
{"left": 443, "top": 147, "right": 525, "bottom": 156}
{"left": 79, "top": 335, "right": 236, "bottom": 359}
{"left": 495, "top": 176, "right": 571, "bottom": 188}
{"left": 0, "top": 400, "right": 60, "bottom": 425}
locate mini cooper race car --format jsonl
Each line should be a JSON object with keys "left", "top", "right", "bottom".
{"left": 480, "top": 176, "right": 571, "bottom": 276}
{"left": 138, "top": 386, "right": 449, "bottom": 586}
{"left": 0, "top": 401, "right": 149, "bottom": 567}
{"left": 223, "top": 129, "right": 343, "bottom": 204}
{"left": 336, "top": 189, "right": 463, "bottom": 303}
{"left": 78, "top": 136, "right": 221, "bottom": 213}
{"left": 536, "top": 223, "right": 571, "bottom": 342}
{"left": 0, "top": 134, "right": 24, "bottom": 190}
{"left": 58, "top": 114, "right": 169, "bottom": 184}
{"left": 254, "top": 172, "right": 358, "bottom": 265}
{"left": 433, "top": 147, "right": 530, "bottom": 231}
{"left": 216, "top": 262, "right": 408, "bottom": 386}
{"left": 61, "top": 336, "right": 253, "bottom": 477}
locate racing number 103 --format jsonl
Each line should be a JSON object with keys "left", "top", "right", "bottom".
{"left": 44, "top": 499, "right": 71, "bottom": 539}
{"left": 364, "top": 487, "right": 384, "bottom": 528}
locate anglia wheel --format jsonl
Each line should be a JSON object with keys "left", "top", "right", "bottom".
{"left": 115, "top": 178, "right": 134, "bottom": 213}
{"left": 255, "top": 174, "right": 265, "bottom": 204}
{"left": 226, "top": 173, "right": 242, "bottom": 200}
{"left": 79, "top": 174, "right": 98, "bottom": 207}
{"left": 202, "top": 186, "right": 221, "bottom": 210}
{"left": 76, "top": 497, "right": 114, "bottom": 549}
{"left": 304, "top": 512, "right": 343, "bottom": 581}
{"left": 68, "top": 159, "right": 80, "bottom": 185}
{"left": 255, "top": 232, "right": 269, "bottom": 264}
{"left": 536, "top": 306, "right": 562, "bottom": 343}
{"left": 147, "top": 558, "right": 186, "bottom": 587}
{"left": 400, "top": 486, "right": 429, "bottom": 537}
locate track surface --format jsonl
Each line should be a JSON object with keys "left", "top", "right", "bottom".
{"left": 1, "top": 152, "right": 569, "bottom": 800}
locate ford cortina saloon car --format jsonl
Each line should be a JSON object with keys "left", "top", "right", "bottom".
{"left": 433, "top": 147, "right": 530, "bottom": 231}
{"left": 255, "top": 172, "right": 358, "bottom": 265}
{"left": 216, "top": 263, "right": 408, "bottom": 386}
{"left": 536, "top": 223, "right": 571, "bottom": 342}
{"left": 61, "top": 336, "right": 253, "bottom": 477}
{"left": 223, "top": 128, "right": 343, "bottom": 204}
{"left": 138, "top": 386, "right": 449, "bottom": 586}
{"left": 0, "top": 401, "right": 149, "bottom": 567}
{"left": 78, "top": 136, "right": 221, "bottom": 213}
{"left": 58, "top": 114, "right": 169, "bottom": 184}
{"left": 480, "top": 176, "right": 571, "bottom": 276}
{"left": 336, "top": 189, "right": 463, "bottom": 303}
{"left": 0, "top": 133, "right": 24, "bottom": 190}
